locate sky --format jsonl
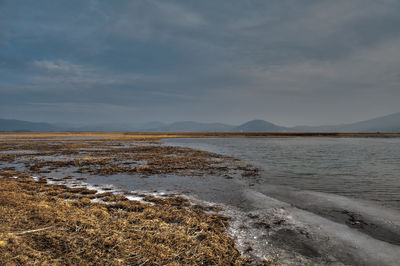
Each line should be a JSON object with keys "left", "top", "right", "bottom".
{"left": 1, "top": 0, "right": 400, "bottom": 126}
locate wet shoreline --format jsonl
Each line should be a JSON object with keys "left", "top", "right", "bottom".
{"left": 1, "top": 134, "right": 400, "bottom": 265}
{"left": 162, "top": 137, "right": 400, "bottom": 265}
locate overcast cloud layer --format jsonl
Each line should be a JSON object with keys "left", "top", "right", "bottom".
{"left": 1, "top": 0, "right": 400, "bottom": 126}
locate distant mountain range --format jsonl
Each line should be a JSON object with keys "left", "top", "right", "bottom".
{"left": 0, "top": 119, "right": 58, "bottom": 132}
{"left": 1, "top": 112, "right": 400, "bottom": 132}
{"left": 149, "top": 121, "right": 234, "bottom": 132}
{"left": 234, "top": 120, "right": 285, "bottom": 132}
{"left": 290, "top": 112, "right": 400, "bottom": 133}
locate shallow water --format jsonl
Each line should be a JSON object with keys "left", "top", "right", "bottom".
{"left": 164, "top": 137, "right": 400, "bottom": 210}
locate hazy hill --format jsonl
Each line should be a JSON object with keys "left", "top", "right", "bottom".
{"left": 291, "top": 112, "right": 400, "bottom": 132}
{"left": 1, "top": 112, "right": 399, "bottom": 132}
{"left": 0, "top": 118, "right": 58, "bottom": 132}
{"left": 150, "top": 121, "right": 234, "bottom": 132}
{"left": 63, "top": 121, "right": 167, "bottom": 132}
{"left": 338, "top": 112, "right": 400, "bottom": 132}
{"left": 232, "top": 120, "right": 285, "bottom": 132}
{"left": 139, "top": 121, "right": 168, "bottom": 131}
{"left": 74, "top": 123, "right": 137, "bottom": 132}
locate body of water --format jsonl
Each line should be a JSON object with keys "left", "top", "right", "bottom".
{"left": 164, "top": 137, "right": 400, "bottom": 209}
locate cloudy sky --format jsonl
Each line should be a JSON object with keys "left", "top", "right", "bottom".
{"left": 1, "top": 0, "right": 400, "bottom": 126}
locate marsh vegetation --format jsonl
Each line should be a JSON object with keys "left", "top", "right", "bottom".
{"left": 0, "top": 133, "right": 260, "bottom": 265}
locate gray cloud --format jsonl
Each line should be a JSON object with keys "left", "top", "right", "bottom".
{"left": 1, "top": 0, "right": 400, "bottom": 125}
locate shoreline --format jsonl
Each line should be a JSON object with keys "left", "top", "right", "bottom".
{"left": 1, "top": 133, "right": 400, "bottom": 265}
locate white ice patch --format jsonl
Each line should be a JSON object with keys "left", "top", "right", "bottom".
{"left": 125, "top": 195, "right": 144, "bottom": 202}
{"left": 85, "top": 184, "right": 116, "bottom": 194}
{"left": 91, "top": 198, "right": 107, "bottom": 203}
{"left": 46, "top": 179, "right": 57, "bottom": 184}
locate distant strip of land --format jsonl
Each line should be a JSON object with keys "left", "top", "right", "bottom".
{"left": 1, "top": 132, "right": 400, "bottom": 139}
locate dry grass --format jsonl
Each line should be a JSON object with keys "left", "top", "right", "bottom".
{"left": 0, "top": 139, "right": 246, "bottom": 178}
{"left": 0, "top": 134, "right": 260, "bottom": 265}
{"left": 0, "top": 176, "right": 245, "bottom": 265}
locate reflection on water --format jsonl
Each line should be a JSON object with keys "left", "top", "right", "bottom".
{"left": 164, "top": 138, "right": 400, "bottom": 209}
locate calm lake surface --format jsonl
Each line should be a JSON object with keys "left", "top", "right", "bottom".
{"left": 164, "top": 138, "right": 400, "bottom": 209}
